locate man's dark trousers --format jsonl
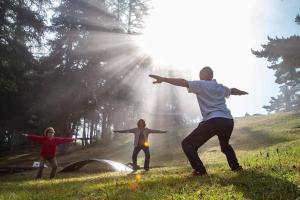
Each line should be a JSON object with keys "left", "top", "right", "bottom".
{"left": 132, "top": 145, "right": 150, "bottom": 170}
{"left": 181, "top": 117, "right": 240, "bottom": 173}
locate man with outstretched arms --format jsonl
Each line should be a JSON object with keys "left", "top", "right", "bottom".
{"left": 149, "top": 66, "right": 248, "bottom": 176}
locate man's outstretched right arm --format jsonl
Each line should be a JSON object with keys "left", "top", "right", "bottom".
{"left": 230, "top": 88, "right": 248, "bottom": 95}
{"left": 149, "top": 75, "right": 188, "bottom": 88}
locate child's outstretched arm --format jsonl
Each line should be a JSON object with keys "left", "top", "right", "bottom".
{"left": 113, "top": 128, "right": 136, "bottom": 133}
{"left": 55, "top": 137, "right": 75, "bottom": 145}
{"left": 230, "top": 88, "right": 249, "bottom": 95}
{"left": 149, "top": 75, "right": 188, "bottom": 88}
{"left": 22, "top": 133, "right": 44, "bottom": 142}
{"left": 147, "top": 128, "right": 168, "bottom": 134}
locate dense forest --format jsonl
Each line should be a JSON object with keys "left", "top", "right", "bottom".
{"left": 0, "top": 0, "right": 186, "bottom": 152}
{"left": 0, "top": 0, "right": 153, "bottom": 151}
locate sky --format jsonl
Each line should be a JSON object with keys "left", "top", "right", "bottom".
{"left": 136, "top": 0, "right": 300, "bottom": 117}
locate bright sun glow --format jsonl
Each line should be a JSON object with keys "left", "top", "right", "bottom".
{"left": 137, "top": 0, "right": 257, "bottom": 72}
{"left": 134, "top": 0, "right": 268, "bottom": 117}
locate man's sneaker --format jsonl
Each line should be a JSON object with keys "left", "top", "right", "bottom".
{"left": 192, "top": 170, "right": 208, "bottom": 176}
{"left": 232, "top": 166, "right": 243, "bottom": 172}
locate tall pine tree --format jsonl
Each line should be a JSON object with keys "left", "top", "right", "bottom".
{"left": 252, "top": 15, "right": 300, "bottom": 113}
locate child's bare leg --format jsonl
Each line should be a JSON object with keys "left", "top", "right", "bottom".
{"left": 36, "top": 158, "right": 45, "bottom": 179}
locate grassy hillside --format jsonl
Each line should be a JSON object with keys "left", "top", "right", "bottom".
{"left": 0, "top": 112, "right": 299, "bottom": 199}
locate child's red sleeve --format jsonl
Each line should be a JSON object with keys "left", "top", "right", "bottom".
{"left": 54, "top": 137, "right": 75, "bottom": 145}
{"left": 26, "top": 134, "right": 44, "bottom": 142}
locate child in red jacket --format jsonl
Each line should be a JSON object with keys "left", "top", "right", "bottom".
{"left": 23, "top": 127, "right": 74, "bottom": 179}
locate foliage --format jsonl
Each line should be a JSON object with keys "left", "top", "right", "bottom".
{"left": 252, "top": 15, "right": 300, "bottom": 113}
{"left": 0, "top": 0, "right": 49, "bottom": 151}
{"left": 0, "top": 0, "right": 152, "bottom": 151}
{"left": 107, "top": 0, "right": 150, "bottom": 33}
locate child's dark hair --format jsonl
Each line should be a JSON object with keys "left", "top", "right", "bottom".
{"left": 137, "top": 119, "right": 146, "bottom": 128}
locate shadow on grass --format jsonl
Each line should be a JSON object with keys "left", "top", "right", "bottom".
{"left": 109, "top": 169, "right": 300, "bottom": 200}
{"left": 232, "top": 127, "right": 292, "bottom": 150}
{"left": 145, "top": 169, "right": 299, "bottom": 199}
{"left": 212, "top": 170, "right": 299, "bottom": 200}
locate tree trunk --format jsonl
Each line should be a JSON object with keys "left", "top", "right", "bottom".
{"left": 127, "top": 0, "right": 133, "bottom": 33}
{"left": 101, "top": 111, "right": 111, "bottom": 142}
{"left": 117, "top": 0, "right": 121, "bottom": 21}
{"left": 89, "top": 120, "right": 94, "bottom": 144}
{"left": 10, "top": 129, "right": 15, "bottom": 152}
{"left": 82, "top": 118, "right": 86, "bottom": 146}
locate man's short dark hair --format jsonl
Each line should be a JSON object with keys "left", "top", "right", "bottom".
{"left": 200, "top": 66, "right": 213, "bottom": 80}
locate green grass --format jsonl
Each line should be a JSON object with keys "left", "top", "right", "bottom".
{"left": 0, "top": 112, "right": 300, "bottom": 200}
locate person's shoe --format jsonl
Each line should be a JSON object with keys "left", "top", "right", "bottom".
{"left": 192, "top": 170, "right": 208, "bottom": 176}
{"left": 132, "top": 167, "right": 138, "bottom": 172}
{"left": 232, "top": 166, "right": 243, "bottom": 172}
{"left": 131, "top": 164, "right": 139, "bottom": 171}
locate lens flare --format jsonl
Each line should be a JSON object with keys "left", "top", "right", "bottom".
{"left": 135, "top": 174, "right": 142, "bottom": 182}
{"left": 129, "top": 182, "right": 139, "bottom": 192}
{"left": 144, "top": 141, "right": 150, "bottom": 147}
{"left": 128, "top": 174, "right": 143, "bottom": 192}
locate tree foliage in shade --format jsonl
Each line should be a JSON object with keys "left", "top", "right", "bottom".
{"left": 252, "top": 15, "right": 300, "bottom": 113}
{"left": 0, "top": 0, "right": 49, "bottom": 151}
{"left": 296, "top": 14, "right": 300, "bottom": 25}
